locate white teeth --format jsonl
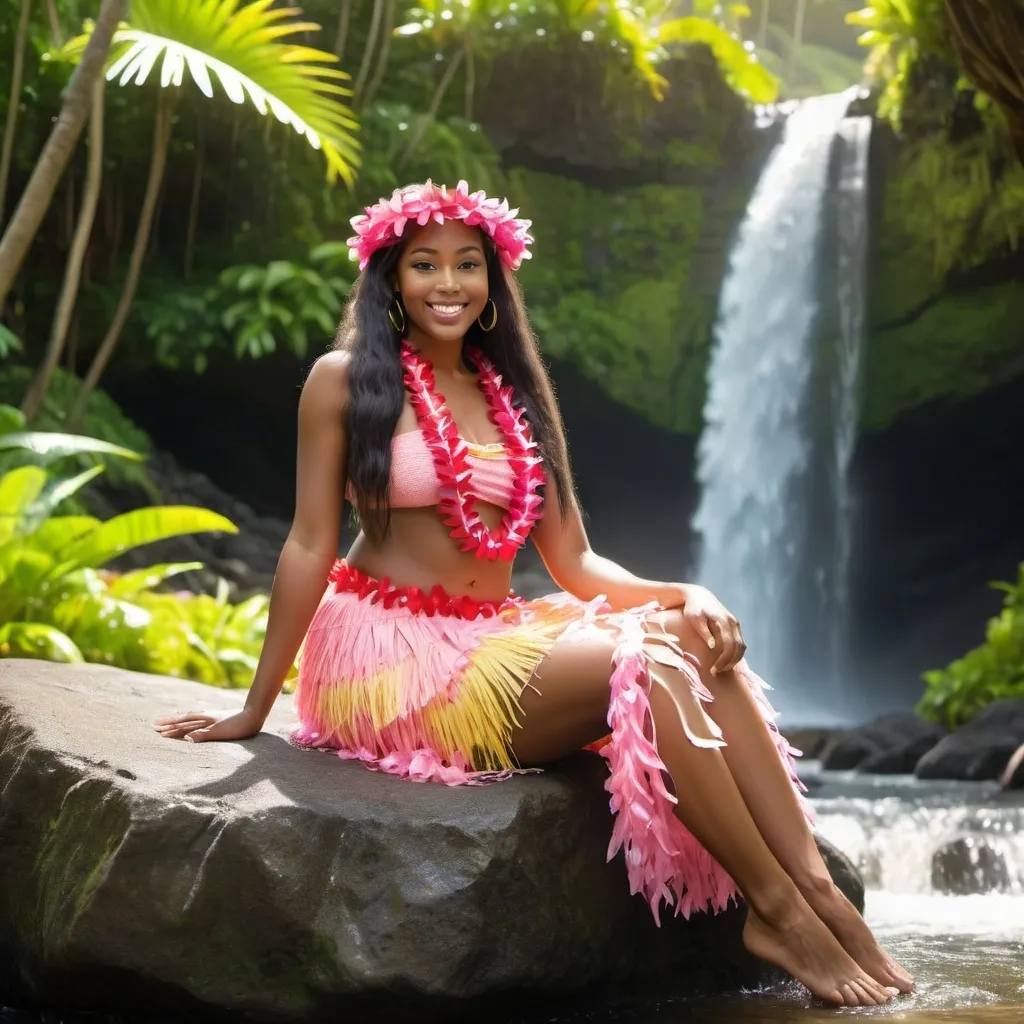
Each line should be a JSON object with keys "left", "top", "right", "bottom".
{"left": 430, "top": 304, "right": 466, "bottom": 315}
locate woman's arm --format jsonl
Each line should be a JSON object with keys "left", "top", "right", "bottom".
{"left": 153, "top": 351, "right": 350, "bottom": 741}
{"left": 531, "top": 480, "right": 746, "bottom": 673}
{"left": 530, "top": 483, "right": 687, "bottom": 611}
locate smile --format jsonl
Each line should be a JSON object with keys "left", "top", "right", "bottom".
{"left": 427, "top": 303, "right": 467, "bottom": 321}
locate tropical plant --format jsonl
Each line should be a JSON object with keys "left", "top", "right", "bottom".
{"left": 357, "top": 101, "right": 500, "bottom": 196}
{"left": 846, "top": 0, "right": 950, "bottom": 122}
{"left": 0, "top": 325, "right": 23, "bottom": 360}
{"left": 0, "top": 0, "right": 125, "bottom": 314}
{"left": 393, "top": 0, "right": 499, "bottom": 166}
{"left": 0, "top": 429, "right": 279, "bottom": 687}
{"left": 0, "top": 0, "right": 33, "bottom": 225}
{"left": 393, "top": 0, "right": 778, "bottom": 167}
{"left": 0, "top": 374, "right": 155, "bottom": 495}
{"left": 918, "top": 563, "right": 1024, "bottom": 728}
{"left": 133, "top": 241, "right": 354, "bottom": 371}
{"left": 20, "top": 75, "right": 106, "bottom": 421}
{"left": 64, "top": 0, "right": 362, "bottom": 425}
{"left": 652, "top": 7, "right": 779, "bottom": 104}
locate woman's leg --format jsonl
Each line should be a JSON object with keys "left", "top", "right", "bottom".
{"left": 510, "top": 629, "right": 892, "bottom": 1007}
{"left": 653, "top": 607, "right": 913, "bottom": 993}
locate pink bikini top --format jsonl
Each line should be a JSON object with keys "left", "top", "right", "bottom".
{"left": 346, "top": 429, "right": 516, "bottom": 510}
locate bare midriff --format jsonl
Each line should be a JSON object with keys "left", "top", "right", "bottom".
{"left": 346, "top": 500, "right": 518, "bottom": 604}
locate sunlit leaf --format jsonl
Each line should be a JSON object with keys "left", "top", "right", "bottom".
{"left": 107, "top": 561, "right": 205, "bottom": 598}
{"left": 0, "top": 430, "right": 142, "bottom": 462}
{"left": 0, "top": 622, "right": 85, "bottom": 662}
{"left": 68, "top": 0, "right": 360, "bottom": 184}
{"left": 61, "top": 506, "right": 238, "bottom": 570}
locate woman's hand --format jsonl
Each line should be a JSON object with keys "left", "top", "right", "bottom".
{"left": 152, "top": 706, "right": 263, "bottom": 743}
{"left": 677, "top": 584, "right": 747, "bottom": 675}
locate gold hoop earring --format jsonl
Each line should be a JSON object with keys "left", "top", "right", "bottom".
{"left": 387, "top": 297, "right": 406, "bottom": 335}
{"left": 477, "top": 298, "right": 498, "bottom": 332}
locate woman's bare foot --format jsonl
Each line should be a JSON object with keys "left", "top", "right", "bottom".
{"left": 743, "top": 899, "right": 895, "bottom": 1006}
{"left": 800, "top": 875, "right": 915, "bottom": 994}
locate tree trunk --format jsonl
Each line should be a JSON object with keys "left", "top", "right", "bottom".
{"left": 45, "top": 0, "right": 63, "bottom": 45}
{"left": 463, "top": 38, "right": 475, "bottom": 122}
{"left": 757, "top": 0, "right": 770, "bottom": 51}
{"left": 353, "top": 0, "right": 384, "bottom": 98}
{"left": 334, "top": 0, "right": 353, "bottom": 60}
{"left": 70, "top": 90, "right": 175, "bottom": 425}
{"left": 184, "top": 113, "right": 205, "bottom": 279}
{"left": 221, "top": 109, "right": 241, "bottom": 245}
{"left": 788, "top": 0, "right": 806, "bottom": 79}
{"left": 0, "top": 0, "right": 125, "bottom": 314}
{"left": 21, "top": 78, "right": 105, "bottom": 422}
{"left": 0, "top": 0, "right": 34, "bottom": 227}
{"left": 398, "top": 46, "right": 466, "bottom": 169}
{"left": 362, "top": 0, "right": 396, "bottom": 106}
{"left": 945, "top": 0, "right": 1024, "bottom": 164}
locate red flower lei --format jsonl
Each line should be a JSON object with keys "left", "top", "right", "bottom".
{"left": 400, "top": 341, "right": 546, "bottom": 560}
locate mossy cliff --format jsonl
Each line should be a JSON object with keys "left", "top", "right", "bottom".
{"left": 478, "top": 51, "right": 1024, "bottom": 437}
{"left": 477, "top": 49, "right": 765, "bottom": 436}
{"left": 861, "top": 81, "right": 1024, "bottom": 432}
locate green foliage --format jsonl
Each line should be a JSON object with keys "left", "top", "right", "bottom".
{"left": 846, "top": 0, "right": 952, "bottom": 123}
{"left": 0, "top": 326, "right": 24, "bottom": 360}
{"left": 511, "top": 171, "right": 722, "bottom": 432}
{"left": 136, "top": 245, "right": 355, "bottom": 370}
{"left": 0, "top": 368, "right": 155, "bottom": 496}
{"left": 396, "top": 0, "right": 778, "bottom": 104}
{"left": 918, "top": 563, "right": 1024, "bottom": 727}
{"left": 0, "top": 443, "right": 279, "bottom": 688}
{"left": 889, "top": 120, "right": 1024, "bottom": 280}
{"left": 65, "top": 0, "right": 360, "bottom": 183}
{"left": 357, "top": 103, "right": 502, "bottom": 197}
{"left": 862, "top": 282, "right": 1024, "bottom": 431}
{"left": 861, "top": 112, "right": 1024, "bottom": 429}
{"left": 654, "top": 15, "right": 778, "bottom": 103}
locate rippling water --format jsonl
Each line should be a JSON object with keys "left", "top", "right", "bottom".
{"left": 559, "top": 770, "right": 1024, "bottom": 1023}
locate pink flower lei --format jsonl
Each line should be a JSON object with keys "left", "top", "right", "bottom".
{"left": 347, "top": 180, "right": 534, "bottom": 272}
{"left": 400, "top": 342, "right": 546, "bottom": 561}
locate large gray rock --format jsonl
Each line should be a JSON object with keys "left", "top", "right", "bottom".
{"left": 0, "top": 660, "right": 861, "bottom": 1020}
{"left": 931, "top": 836, "right": 1012, "bottom": 895}
{"left": 819, "top": 712, "right": 946, "bottom": 773}
{"left": 916, "top": 699, "right": 1024, "bottom": 781}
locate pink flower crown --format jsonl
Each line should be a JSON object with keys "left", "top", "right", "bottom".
{"left": 346, "top": 180, "right": 534, "bottom": 272}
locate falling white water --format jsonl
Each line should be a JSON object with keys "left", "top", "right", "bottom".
{"left": 827, "top": 114, "right": 872, "bottom": 698}
{"left": 693, "top": 90, "right": 860, "bottom": 724}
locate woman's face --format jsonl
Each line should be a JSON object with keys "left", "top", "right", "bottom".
{"left": 394, "top": 219, "right": 489, "bottom": 344}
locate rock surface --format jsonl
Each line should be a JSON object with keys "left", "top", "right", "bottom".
{"left": 0, "top": 660, "right": 861, "bottom": 1020}
{"left": 916, "top": 699, "right": 1024, "bottom": 781}
{"left": 1003, "top": 743, "right": 1024, "bottom": 790}
{"left": 819, "top": 712, "right": 946, "bottom": 773}
{"left": 931, "top": 836, "right": 1013, "bottom": 896}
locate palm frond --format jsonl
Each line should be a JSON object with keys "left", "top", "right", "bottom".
{"left": 79, "top": 0, "right": 360, "bottom": 183}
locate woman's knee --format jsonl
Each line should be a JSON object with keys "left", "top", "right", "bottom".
{"left": 653, "top": 607, "right": 716, "bottom": 674}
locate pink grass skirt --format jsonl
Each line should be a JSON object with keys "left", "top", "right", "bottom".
{"left": 293, "top": 560, "right": 810, "bottom": 924}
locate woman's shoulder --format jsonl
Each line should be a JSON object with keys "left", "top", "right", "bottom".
{"left": 303, "top": 350, "right": 352, "bottom": 401}
{"left": 298, "top": 350, "right": 353, "bottom": 426}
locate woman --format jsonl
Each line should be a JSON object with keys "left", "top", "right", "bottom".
{"left": 155, "top": 181, "right": 912, "bottom": 1007}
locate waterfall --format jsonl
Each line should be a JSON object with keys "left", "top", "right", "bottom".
{"left": 827, "top": 114, "right": 872, "bottom": 706}
{"left": 692, "top": 89, "right": 868, "bottom": 724}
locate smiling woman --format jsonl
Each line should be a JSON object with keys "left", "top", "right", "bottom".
{"left": 399, "top": 231, "right": 491, "bottom": 335}
{"left": 154, "top": 180, "right": 914, "bottom": 1008}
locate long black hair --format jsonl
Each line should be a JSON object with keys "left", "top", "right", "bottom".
{"left": 334, "top": 232, "right": 575, "bottom": 544}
